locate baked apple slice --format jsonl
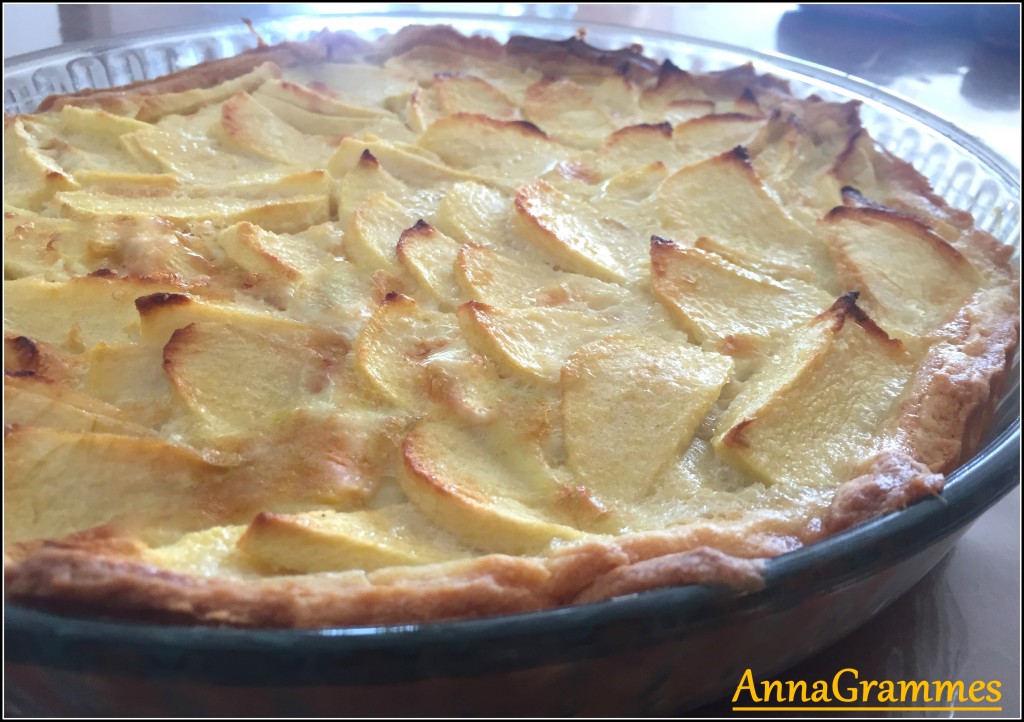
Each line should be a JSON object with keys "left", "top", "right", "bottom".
{"left": 513, "top": 180, "right": 640, "bottom": 283}
{"left": 400, "top": 420, "right": 587, "bottom": 555}
{"left": 418, "top": 113, "right": 571, "bottom": 184}
{"left": 395, "top": 220, "right": 464, "bottom": 308}
{"left": 825, "top": 207, "right": 981, "bottom": 338}
{"left": 455, "top": 243, "right": 628, "bottom": 311}
{"left": 4, "top": 373, "right": 153, "bottom": 437}
{"left": 162, "top": 319, "right": 348, "bottom": 437}
{"left": 4, "top": 426, "right": 219, "bottom": 544}
{"left": 651, "top": 238, "right": 832, "bottom": 356}
{"left": 523, "top": 77, "right": 616, "bottom": 148}
{"left": 657, "top": 147, "right": 837, "bottom": 289}
{"left": 456, "top": 301, "right": 614, "bottom": 383}
{"left": 4, "top": 275, "right": 180, "bottom": 350}
{"left": 217, "top": 91, "right": 337, "bottom": 167}
{"left": 237, "top": 504, "right": 470, "bottom": 573}
{"left": 343, "top": 192, "right": 420, "bottom": 275}
{"left": 673, "top": 113, "right": 765, "bottom": 167}
{"left": 353, "top": 293, "right": 460, "bottom": 410}
{"left": 562, "top": 334, "right": 732, "bottom": 503}
{"left": 713, "top": 294, "right": 917, "bottom": 487}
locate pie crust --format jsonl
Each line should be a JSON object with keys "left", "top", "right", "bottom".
{"left": 3, "top": 26, "right": 1019, "bottom": 628}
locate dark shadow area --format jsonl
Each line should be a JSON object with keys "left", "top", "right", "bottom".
{"left": 776, "top": 4, "right": 1020, "bottom": 112}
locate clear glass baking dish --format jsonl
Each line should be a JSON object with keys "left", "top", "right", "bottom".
{"left": 4, "top": 12, "right": 1020, "bottom": 716}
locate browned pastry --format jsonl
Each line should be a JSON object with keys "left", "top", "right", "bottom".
{"left": 4, "top": 26, "right": 1018, "bottom": 627}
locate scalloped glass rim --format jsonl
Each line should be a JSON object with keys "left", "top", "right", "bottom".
{"left": 3, "top": 11, "right": 1020, "bottom": 642}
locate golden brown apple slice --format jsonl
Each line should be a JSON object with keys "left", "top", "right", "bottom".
{"left": 400, "top": 420, "right": 587, "bottom": 555}
{"left": 4, "top": 374, "right": 152, "bottom": 436}
{"left": 133, "top": 61, "right": 282, "bottom": 122}
{"left": 217, "top": 91, "right": 337, "bottom": 167}
{"left": 162, "top": 319, "right": 348, "bottom": 436}
{"left": 562, "top": 334, "right": 732, "bottom": 503}
{"left": 256, "top": 78, "right": 388, "bottom": 118}
{"left": 523, "top": 78, "right": 616, "bottom": 148}
{"left": 237, "top": 504, "right": 470, "bottom": 573}
{"left": 344, "top": 192, "right": 420, "bottom": 276}
{"left": 329, "top": 137, "right": 480, "bottom": 190}
{"left": 410, "top": 74, "right": 517, "bottom": 131}
{"left": 4, "top": 119, "right": 78, "bottom": 210}
{"left": 4, "top": 426, "right": 219, "bottom": 544}
{"left": 673, "top": 113, "right": 765, "bottom": 167}
{"left": 395, "top": 220, "right": 464, "bottom": 308}
{"left": 513, "top": 180, "right": 641, "bottom": 283}
{"left": 5, "top": 334, "right": 76, "bottom": 383}
{"left": 651, "top": 239, "right": 833, "bottom": 355}
{"left": 455, "top": 243, "right": 628, "bottom": 311}
{"left": 657, "top": 147, "right": 836, "bottom": 288}
{"left": 83, "top": 341, "right": 175, "bottom": 427}
{"left": 596, "top": 123, "right": 679, "bottom": 177}
{"left": 434, "top": 181, "right": 512, "bottom": 248}
{"left": 142, "top": 525, "right": 261, "bottom": 578}
{"left": 335, "top": 149, "right": 414, "bottom": 226}
{"left": 57, "top": 189, "right": 329, "bottom": 235}
{"left": 456, "top": 301, "right": 614, "bottom": 383}
{"left": 418, "top": 114, "right": 571, "bottom": 184}
{"left": 250, "top": 91, "right": 377, "bottom": 136}
{"left": 3, "top": 209, "right": 76, "bottom": 279}
{"left": 824, "top": 207, "right": 981, "bottom": 337}
{"left": 713, "top": 295, "right": 917, "bottom": 487}
{"left": 4, "top": 276, "right": 180, "bottom": 350}
{"left": 121, "top": 126, "right": 275, "bottom": 182}
{"left": 353, "top": 293, "right": 461, "bottom": 410}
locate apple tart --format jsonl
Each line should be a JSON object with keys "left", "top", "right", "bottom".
{"left": 3, "top": 26, "right": 1018, "bottom": 627}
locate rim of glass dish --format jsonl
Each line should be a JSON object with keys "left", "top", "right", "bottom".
{"left": 5, "top": 11, "right": 1021, "bottom": 648}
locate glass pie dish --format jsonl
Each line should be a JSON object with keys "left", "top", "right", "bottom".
{"left": 4, "top": 11, "right": 1020, "bottom": 716}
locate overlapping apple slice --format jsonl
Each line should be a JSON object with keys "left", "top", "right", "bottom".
{"left": 513, "top": 180, "right": 642, "bottom": 283}
{"left": 83, "top": 340, "right": 176, "bottom": 428}
{"left": 344, "top": 192, "right": 420, "bottom": 276}
{"left": 354, "top": 293, "right": 460, "bottom": 410}
{"left": 121, "top": 126, "right": 275, "bottom": 182}
{"left": 418, "top": 114, "right": 572, "bottom": 185}
{"left": 57, "top": 181, "right": 330, "bottom": 235}
{"left": 713, "top": 294, "right": 917, "bottom": 487}
{"left": 395, "top": 220, "right": 464, "bottom": 308}
{"left": 237, "top": 504, "right": 470, "bottom": 573}
{"left": 433, "top": 181, "right": 512, "bottom": 248}
{"left": 132, "top": 61, "right": 282, "bottom": 122}
{"left": 824, "top": 207, "right": 982, "bottom": 338}
{"left": 400, "top": 420, "right": 587, "bottom": 555}
{"left": 522, "top": 78, "right": 616, "bottom": 148}
{"left": 409, "top": 74, "right": 517, "bottom": 132}
{"left": 160, "top": 312, "right": 348, "bottom": 438}
{"left": 4, "top": 373, "right": 153, "bottom": 437}
{"left": 4, "top": 118, "right": 78, "bottom": 210}
{"left": 4, "top": 275, "right": 180, "bottom": 350}
{"left": 673, "top": 113, "right": 765, "bottom": 167}
{"left": 250, "top": 87, "right": 379, "bottom": 137}
{"left": 4, "top": 425, "right": 219, "bottom": 544}
{"left": 455, "top": 243, "right": 628, "bottom": 311}
{"left": 562, "top": 334, "right": 732, "bottom": 504}
{"left": 651, "top": 238, "right": 832, "bottom": 356}
{"left": 216, "top": 91, "right": 339, "bottom": 167}
{"left": 656, "top": 147, "right": 837, "bottom": 289}
{"left": 457, "top": 301, "right": 615, "bottom": 383}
